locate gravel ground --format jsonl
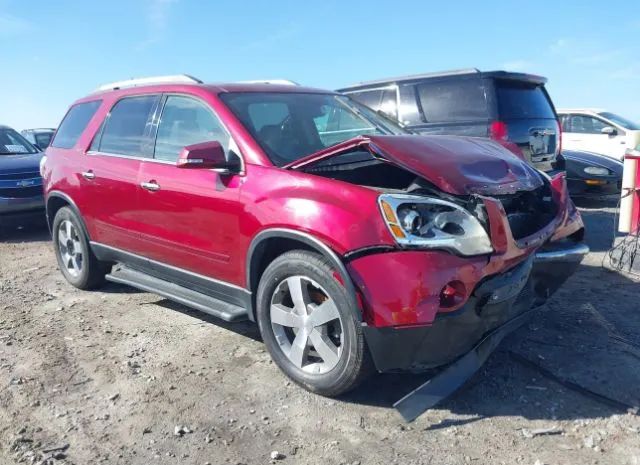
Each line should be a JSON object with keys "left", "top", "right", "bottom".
{"left": 1, "top": 200, "right": 639, "bottom": 465}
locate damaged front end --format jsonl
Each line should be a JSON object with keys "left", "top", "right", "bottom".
{"left": 289, "top": 134, "right": 588, "bottom": 420}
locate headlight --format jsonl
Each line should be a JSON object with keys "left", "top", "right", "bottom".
{"left": 378, "top": 194, "right": 493, "bottom": 256}
{"left": 39, "top": 155, "right": 47, "bottom": 177}
{"left": 583, "top": 166, "right": 609, "bottom": 176}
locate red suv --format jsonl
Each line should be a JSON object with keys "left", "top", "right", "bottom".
{"left": 42, "top": 75, "right": 587, "bottom": 399}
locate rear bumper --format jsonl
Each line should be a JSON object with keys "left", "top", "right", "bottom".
{"left": 360, "top": 239, "right": 588, "bottom": 373}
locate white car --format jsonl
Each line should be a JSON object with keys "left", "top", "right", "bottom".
{"left": 558, "top": 109, "right": 640, "bottom": 161}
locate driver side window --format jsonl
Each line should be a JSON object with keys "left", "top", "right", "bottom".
{"left": 569, "top": 115, "right": 607, "bottom": 134}
{"left": 154, "top": 96, "right": 230, "bottom": 162}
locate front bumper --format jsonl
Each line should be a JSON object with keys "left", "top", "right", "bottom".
{"left": 357, "top": 239, "right": 588, "bottom": 373}
{"left": 566, "top": 176, "right": 621, "bottom": 197}
{"left": 0, "top": 196, "right": 46, "bottom": 227}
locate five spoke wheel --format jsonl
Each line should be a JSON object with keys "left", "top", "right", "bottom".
{"left": 270, "top": 276, "right": 343, "bottom": 374}
{"left": 57, "top": 219, "right": 83, "bottom": 278}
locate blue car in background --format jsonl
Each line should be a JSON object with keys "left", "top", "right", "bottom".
{"left": 0, "top": 125, "right": 45, "bottom": 229}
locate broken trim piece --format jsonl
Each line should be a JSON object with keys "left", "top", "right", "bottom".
{"left": 393, "top": 308, "right": 535, "bottom": 422}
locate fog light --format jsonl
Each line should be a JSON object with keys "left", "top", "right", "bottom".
{"left": 585, "top": 179, "right": 606, "bottom": 186}
{"left": 439, "top": 280, "right": 466, "bottom": 309}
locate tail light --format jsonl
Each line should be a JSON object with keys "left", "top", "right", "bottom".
{"left": 489, "top": 120, "right": 508, "bottom": 141}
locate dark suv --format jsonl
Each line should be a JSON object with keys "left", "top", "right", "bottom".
{"left": 338, "top": 69, "right": 562, "bottom": 172}
{"left": 42, "top": 75, "right": 586, "bottom": 402}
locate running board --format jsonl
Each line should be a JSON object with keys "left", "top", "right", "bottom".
{"left": 106, "top": 266, "right": 249, "bottom": 322}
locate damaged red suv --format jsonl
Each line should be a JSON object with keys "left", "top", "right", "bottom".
{"left": 42, "top": 76, "right": 587, "bottom": 404}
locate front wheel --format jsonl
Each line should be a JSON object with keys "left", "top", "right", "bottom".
{"left": 256, "top": 250, "right": 372, "bottom": 397}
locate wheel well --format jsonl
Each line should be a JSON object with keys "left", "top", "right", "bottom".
{"left": 249, "top": 237, "right": 314, "bottom": 295}
{"left": 46, "top": 196, "right": 69, "bottom": 230}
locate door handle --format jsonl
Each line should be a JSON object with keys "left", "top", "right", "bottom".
{"left": 140, "top": 181, "right": 161, "bottom": 192}
{"left": 81, "top": 170, "right": 95, "bottom": 180}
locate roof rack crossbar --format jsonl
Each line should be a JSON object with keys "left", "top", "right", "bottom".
{"left": 95, "top": 74, "right": 202, "bottom": 92}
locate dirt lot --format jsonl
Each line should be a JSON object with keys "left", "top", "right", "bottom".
{"left": 1, "top": 201, "right": 639, "bottom": 465}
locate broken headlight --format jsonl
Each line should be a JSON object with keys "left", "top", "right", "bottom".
{"left": 378, "top": 194, "right": 493, "bottom": 256}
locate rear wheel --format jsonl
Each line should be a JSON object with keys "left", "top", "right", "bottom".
{"left": 52, "top": 207, "right": 108, "bottom": 289}
{"left": 256, "top": 250, "right": 372, "bottom": 396}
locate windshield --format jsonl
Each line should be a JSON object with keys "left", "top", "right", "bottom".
{"left": 598, "top": 112, "right": 640, "bottom": 130}
{"left": 220, "top": 92, "right": 408, "bottom": 166}
{"left": 34, "top": 132, "right": 54, "bottom": 148}
{"left": 0, "top": 128, "right": 39, "bottom": 155}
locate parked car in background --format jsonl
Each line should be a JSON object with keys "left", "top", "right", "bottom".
{"left": 558, "top": 109, "right": 640, "bottom": 161}
{"left": 0, "top": 125, "right": 45, "bottom": 229}
{"left": 21, "top": 128, "right": 56, "bottom": 150}
{"left": 559, "top": 150, "right": 623, "bottom": 197}
{"left": 43, "top": 75, "right": 587, "bottom": 400}
{"left": 337, "top": 69, "right": 562, "bottom": 172}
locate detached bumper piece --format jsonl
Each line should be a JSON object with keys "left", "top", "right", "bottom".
{"left": 362, "top": 239, "right": 589, "bottom": 422}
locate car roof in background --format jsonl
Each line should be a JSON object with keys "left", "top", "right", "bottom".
{"left": 337, "top": 68, "right": 547, "bottom": 91}
{"left": 557, "top": 108, "right": 605, "bottom": 114}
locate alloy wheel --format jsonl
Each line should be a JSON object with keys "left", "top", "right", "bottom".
{"left": 57, "top": 219, "right": 83, "bottom": 278}
{"left": 270, "top": 276, "right": 344, "bottom": 374}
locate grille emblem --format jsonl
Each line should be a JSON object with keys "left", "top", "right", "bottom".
{"left": 16, "top": 179, "right": 36, "bottom": 187}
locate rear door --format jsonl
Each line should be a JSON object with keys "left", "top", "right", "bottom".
{"left": 135, "top": 94, "right": 245, "bottom": 288}
{"left": 82, "top": 94, "right": 160, "bottom": 252}
{"left": 493, "top": 79, "right": 560, "bottom": 170}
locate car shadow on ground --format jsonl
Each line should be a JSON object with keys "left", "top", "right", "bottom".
{"left": 0, "top": 220, "right": 50, "bottom": 243}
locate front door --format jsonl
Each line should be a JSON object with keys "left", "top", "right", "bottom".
{"left": 135, "top": 94, "right": 245, "bottom": 288}
{"left": 564, "top": 114, "right": 626, "bottom": 159}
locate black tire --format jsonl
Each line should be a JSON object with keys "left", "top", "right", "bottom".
{"left": 256, "top": 250, "right": 372, "bottom": 396}
{"left": 52, "top": 206, "right": 109, "bottom": 289}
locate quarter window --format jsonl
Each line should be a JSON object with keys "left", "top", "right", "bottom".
{"left": 154, "top": 96, "right": 229, "bottom": 162}
{"left": 52, "top": 100, "right": 102, "bottom": 149}
{"left": 416, "top": 79, "right": 487, "bottom": 123}
{"left": 97, "top": 95, "right": 159, "bottom": 157}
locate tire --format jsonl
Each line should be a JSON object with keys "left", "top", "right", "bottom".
{"left": 52, "top": 206, "right": 108, "bottom": 290}
{"left": 256, "top": 250, "right": 372, "bottom": 396}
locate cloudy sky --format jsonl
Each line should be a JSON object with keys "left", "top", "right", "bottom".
{"left": 1, "top": 0, "right": 639, "bottom": 129}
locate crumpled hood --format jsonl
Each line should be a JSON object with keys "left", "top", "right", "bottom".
{"left": 367, "top": 135, "right": 544, "bottom": 195}
{"left": 287, "top": 135, "right": 544, "bottom": 196}
{"left": 0, "top": 152, "right": 44, "bottom": 174}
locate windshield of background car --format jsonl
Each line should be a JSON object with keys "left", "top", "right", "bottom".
{"left": 0, "top": 128, "right": 39, "bottom": 155}
{"left": 220, "top": 92, "right": 408, "bottom": 166}
{"left": 598, "top": 112, "right": 640, "bottom": 130}
{"left": 34, "top": 132, "right": 54, "bottom": 148}
{"left": 496, "top": 80, "right": 556, "bottom": 119}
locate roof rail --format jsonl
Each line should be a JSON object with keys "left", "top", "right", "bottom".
{"left": 94, "top": 74, "right": 202, "bottom": 92}
{"left": 235, "top": 79, "right": 300, "bottom": 86}
{"left": 337, "top": 68, "right": 481, "bottom": 90}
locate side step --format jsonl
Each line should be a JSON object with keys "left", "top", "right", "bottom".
{"left": 106, "top": 266, "right": 249, "bottom": 322}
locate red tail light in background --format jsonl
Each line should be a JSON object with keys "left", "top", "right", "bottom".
{"left": 489, "top": 120, "right": 508, "bottom": 141}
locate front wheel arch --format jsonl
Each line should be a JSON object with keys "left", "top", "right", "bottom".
{"left": 246, "top": 229, "right": 361, "bottom": 322}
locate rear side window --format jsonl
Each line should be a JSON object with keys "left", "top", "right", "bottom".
{"left": 496, "top": 81, "right": 555, "bottom": 119}
{"left": 97, "top": 95, "right": 159, "bottom": 157}
{"left": 154, "top": 96, "right": 230, "bottom": 162}
{"left": 52, "top": 100, "right": 102, "bottom": 149}
{"left": 416, "top": 79, "right": 487, "bottom": 123}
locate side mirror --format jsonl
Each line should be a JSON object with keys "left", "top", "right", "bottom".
{"left": 601, "top": 126, "right": 617, "bottom": 136}
{"left": 176, "top": 141, "right": 234, "bottom": 174}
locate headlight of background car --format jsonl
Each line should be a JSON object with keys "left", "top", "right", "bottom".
{"left": 378, "top": 194, "right": 493, "bottom": 256}
{"left": 583, "top": 166, "right": 610, "bottom": 176}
